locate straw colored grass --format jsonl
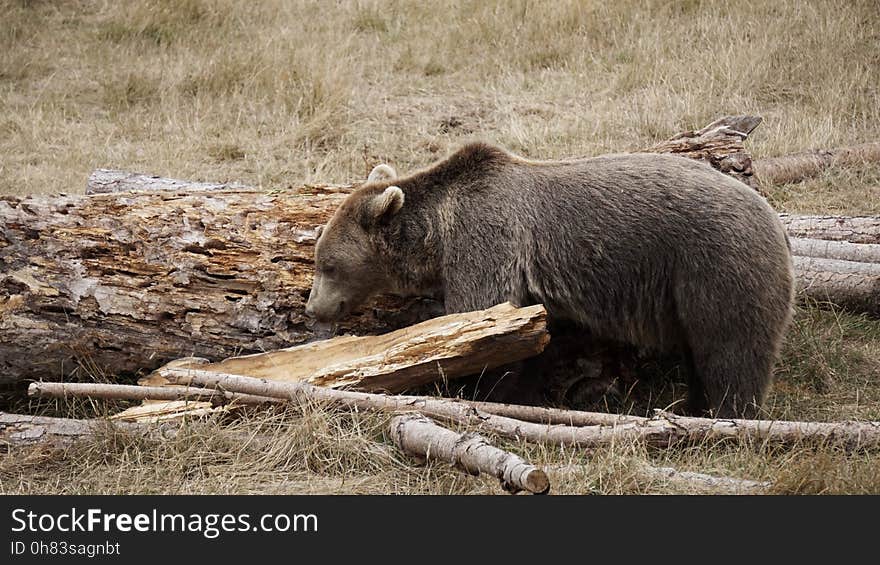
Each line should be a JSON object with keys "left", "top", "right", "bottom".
{"left": 1, "top": 0, "right": 879, "bottom": 494}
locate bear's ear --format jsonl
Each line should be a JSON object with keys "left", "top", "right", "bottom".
{"left": 314, "top": 225, "right": 324, "bottom": 241}
{"left": 367, "top": 185, "right": 404, "bottom": 224}
{"left": 367, "top": 163, "right": 397, "bottom": 183}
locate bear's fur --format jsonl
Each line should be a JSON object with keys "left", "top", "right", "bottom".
{"left": 306, "top": 143, "right": 795, "bottom": 418}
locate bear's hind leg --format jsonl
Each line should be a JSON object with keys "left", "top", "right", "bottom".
{"left": 687, "top": 339, "right": 774, "bottom": 419}
{"left": 682, "top": 348, "right": 709, "bottom": 417}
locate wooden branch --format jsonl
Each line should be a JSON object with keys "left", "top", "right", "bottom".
{"left": 463, "top": 399, "right": 880, "bottom": 450}
{"left": 779, "top": 214, "right": 880, "bottom": 244}
{"left": 160, "top": 369, "right": 880, "bottom": 450}
{"left": 794, "top": 256, "right": 880, "bottom": 315}
{"left": 755, "top": 142, "right": 880, "bottom": 186}
{"left": 27, "top": 381, "right": 281, "bottom": 406}
{"left": 464, "top": 400, "right": 646, "bottom": 426}
{"left": 790, "top": 238, "right": 880, "bottom": 264}
{"left": 390, "top": 413, "right": 549, "bottom": 494}
{"left": 141, "top": 302, "right": 548, "bottom": 393}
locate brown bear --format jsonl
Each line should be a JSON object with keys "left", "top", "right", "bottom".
{"left": 306, "top": 143, "right": 795, "bottom": 418}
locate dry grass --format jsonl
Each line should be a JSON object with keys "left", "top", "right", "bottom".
{"left": 2, "top": 0, "right": 879, "bottom": 194}
{"left": 2, "top": 0, "right": 880, "bottom": 494}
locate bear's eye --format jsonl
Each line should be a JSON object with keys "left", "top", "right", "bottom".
{"left": 320, "top": 264, "right": 337, "bottom": 276}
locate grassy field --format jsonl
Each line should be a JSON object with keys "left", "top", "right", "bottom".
{"left": 1, "top": 0, "right": 879, "bottom": 494}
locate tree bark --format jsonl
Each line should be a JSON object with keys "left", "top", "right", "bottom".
{"left": 159, "top": 369, "right": 880, "bottom": 450}
{"left": 754, "top": 142, "right": 880, "bottom": 186}
{"left": 779, "top": 214, "right": 880, "bottom": 244}
{"left": 140, "top": 302, "right": 548, "bottom": 393}
{"left": 794, "top": 256, "right": 880, "bottom": 315}
{"left": 389, "top": 413, "right": 550, "bottom": 494}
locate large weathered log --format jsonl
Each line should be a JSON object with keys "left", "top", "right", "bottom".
{"left": 142, "top": 302, "right": 548, "bottom": 393}
{"left": 0, "top": 187, "right": 445, "bottom": 385}
{"left": 160, "top": 369, "right": 880, "bottom": 450}
{"left": 390, "top": 413, "right": 550, "bottom": 494}
{"left": 794, "top": 256, "right": 880, "bottom": 315}
{"left": 754, "top": 142, "right": 880, "bottom": 186}
{"left": 779, "top": 214, "right": 880, "bottom": 244}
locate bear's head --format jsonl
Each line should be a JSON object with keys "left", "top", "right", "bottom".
{"left": 305, "top": 164, "right": 404, "bottom": 322}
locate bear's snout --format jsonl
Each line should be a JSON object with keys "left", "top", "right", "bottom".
{"left": 305, "top": 285, "right": 346, "bottom": 322}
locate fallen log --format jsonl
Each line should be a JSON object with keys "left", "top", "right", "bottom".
{"left": 0, "top": 186, "right": 444, "bottom": 385}
{"left": 794, "top": 256, "right": 880, "bottom": 315}
{"left": 789, "top": 238, "right": 880, "bottom": 264}
{"left": 390, "top": 413, "right": 550, "bottom": 494}
{"left": 140, "top": 302, "right": 548, "bottom": 393}
{"left": 648, "top": 115, "right": 762, "bottom": 190}
{"left": 0, "top": 412, "right": 152, "bottom": 448}
{"left": 635, "top": 463, "right": 770, "bottom": 494}
{"left": 27, "top": 381, "right": 281, "bottom": 406}
{"left": 463, "top": 400, "right": 880, "bottom": 451}
{"left": 0, "top": 411, "right": 269, "bottom": 447}
{"left": 547, "top": 462, "right": 770, "bottom": 494}
{"left": 778, "top": 214, "right": 880, "bottom": 245}
{"left": 464, "top": 400, "right": 646, "bottom": 427}
{"left": 754, "top": 142, "right": 880, "bottom": 186}
{"left": 160, "top": 369, "right": 880, "bottom": 450}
